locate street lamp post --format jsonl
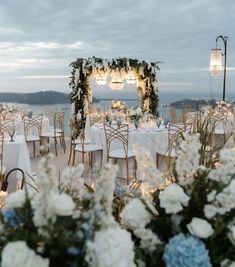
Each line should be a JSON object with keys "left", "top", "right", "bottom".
{"left": 210, "top": 35, "right": 228, "bottom": 101}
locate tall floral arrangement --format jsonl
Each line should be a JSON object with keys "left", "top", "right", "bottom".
{"left": 1, "top": 131, "right": 235, "bottom": 266}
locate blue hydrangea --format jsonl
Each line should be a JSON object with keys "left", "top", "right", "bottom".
{"left": 2, "top": 209, "right": 21, "bottom": 228}
{"left": 67, "top": 246, "right": 80, "bottom": 256}
{"left": 163, "top": 233, "right": 212, "bottom": 267}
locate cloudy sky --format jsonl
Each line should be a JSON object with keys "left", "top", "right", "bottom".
{"left": 1, "top": 0, "right": 235, "bottom": 100}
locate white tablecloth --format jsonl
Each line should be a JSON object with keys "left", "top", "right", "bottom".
{"left": 3, "top": 135, "right": 33, "bottom": 193}
{"left": 90, "top": 124, "right": 169, "bottom": 175}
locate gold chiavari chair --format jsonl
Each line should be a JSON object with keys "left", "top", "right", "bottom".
{"left": 156, "top": 123, "right": 186, "bottom": 170}
{"left": 55, "top": 112, "right": 66, "bottom": 151}
{"left": 73, "top": 129, "right": 103, "bottom": 167}
{"left": 169, "top": 107, "right": 181, "bottom": 123}
{"left": 41, "top": 112, "right": 66, "bottom": 156}
{"left": 213, "top": 113, "right": 228, "bottom": 148}
{"left": 181, "top": 105, "right": 192, "bottom": 123}
{"left": 103, "top": 123, "right": 135, "bottom": 185}
{"left": 24, "top": 114, "right": 43, "bottom": 157}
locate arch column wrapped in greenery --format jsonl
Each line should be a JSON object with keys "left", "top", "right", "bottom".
{"left": 69, "top": 56, "right": 160, "bottom": 127}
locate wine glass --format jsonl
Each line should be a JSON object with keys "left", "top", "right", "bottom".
{"left": 8, "top": 126, "right": 16, "bottom": 142}
{"left": 134, "top": 119, "right": 139, "bottom": 130}
{"left": 156, "top": 118, "right": 161, "bottom": 128}
{"left": 163, "top": 117, "right": 169, "bottom": 128}
{"left": 108, "top": 116, "right": 112, "bottom": 127}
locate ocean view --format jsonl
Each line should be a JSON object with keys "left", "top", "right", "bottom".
{"left": 1, "top": 1, "right": 235, "bottom": 266}
{"left": 3, "top": 90, "right": 235, "bottom": 135}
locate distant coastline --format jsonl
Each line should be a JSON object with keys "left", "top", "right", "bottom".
{"left": 170, "top": 98, "right": 217, "bottom": 109}
{"left": 0, "top": 91, "right": 98, "bottom": 105}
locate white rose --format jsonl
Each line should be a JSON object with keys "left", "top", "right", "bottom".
{"left": 204, "top": 204, "right": 217, "bottom": 219}
{"left": 50, "top": 192, "right": 75, "bottom": 216}
{"left": 221, "top": 259, "right": 235, "bottom": 267}
{"left": 120, "top": 198, "right": 151, "bottom": 229}
{"left": 207, "top": 190, "right": 216, "bottom": 202}
{"left": 187, "top": 217, "right": 214, "bottom": 239}
{"left": 1, "top": 241, "right": 49, "bottom": 267}
{"left": 5, "top": 190, "right": 26, "bottom": 209}
{"left": 159, "top": 183, "right": 189, "bottom": 214}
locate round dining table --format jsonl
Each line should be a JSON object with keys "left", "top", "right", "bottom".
{"left": 3, "top": 135, "right": 33, "bottom": 193}
{"left": 90, "top": 122, "right": 169, "bottom": 177}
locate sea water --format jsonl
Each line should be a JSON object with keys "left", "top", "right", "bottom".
{"left": 2, "top": 91, "right": 232, "bottom": 135}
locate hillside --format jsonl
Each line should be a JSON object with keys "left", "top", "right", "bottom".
{"left": 170, "top": 98, "right": 217, "bottom": 109}
{"left": 0, "top": 91, "right": 98, "bottom": 105}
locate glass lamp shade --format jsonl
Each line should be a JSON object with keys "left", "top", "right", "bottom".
{"left": 126, "top": 79, "right": 136, "bottom": 85}
{"left": 210, "top": 48, "right": 222, "bottom": 76}
{"left": 109, "top": 71, "right": 124, "bottom": 91}
{"left": 109, "top": 81, "right": 124, "bottom": 91}
{"left": 96, "top": 79, "right": 107, "bottom": 85}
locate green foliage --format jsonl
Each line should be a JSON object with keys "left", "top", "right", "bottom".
{"left": 69, "top": 56, "right": 160, "bottom": 126}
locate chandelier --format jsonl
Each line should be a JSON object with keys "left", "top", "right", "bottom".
{"left": 209, "top": 48, "right": 222, "bottom": 76}
{"left": 96, "top": 72, "right": 107, "bottom": 85}
{"left": 96, "top": 78, "right": 107, "bottom": 85}
{"left": 109, "top": 71, "right": 124, "bottom": 91}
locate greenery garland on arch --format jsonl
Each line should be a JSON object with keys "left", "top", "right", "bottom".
{"left": 69, "top": 56, "right": 160, "bottom": 127}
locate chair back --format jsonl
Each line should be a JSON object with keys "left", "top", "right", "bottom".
{"left": 167, "top": 123, "right": 185, "bottom": 156}
{"left": 54, "top": 112, "right": 65, "bottom": 132}
{"left": 103, "top": 123, "right": 129, "bottom": 159}
{"left": 24, "top": 114, "right": 43, "bottom": 138}
{"left": 170, "top": 107, "right": 181, "bottom": 123}
{"left": 0, "top": 119, "right": 15, "bottom": 137}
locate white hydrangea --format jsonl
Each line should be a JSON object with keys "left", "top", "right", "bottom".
{"left": 208, "top": 149, "right": 235, "bottom": 183}
{"left": 31, "top": 155, "right": 75, "bottom": 235}
{"left": 159, "top": 183, "right": 189, "bottom": 214}
{"left": 1, "top": 241, "right": 49, "bottom": 267}
{"left": 204, "top": 179, "right": 235, "bottom": 218}
{"left": 94, "top": 163, "right": 118, "bottom": 228}
{"left": 86, "top": 227, "right": 136, "bottom": 267}
{"left": 133, "top": 145, "right": 163, "bottom": 196}
{"left": 175, "top": 133, "right": 201, "bottom": 188}
{"left": 5, "top": 190, "right": 26, "bottom": 209}
{"left": 204, "top": 204, "right": 218, "bottom": 219}
{"left": 60, "top": 164, "right": 85, "bottom": 199}
{"left": 133, "top": 228, "right": 161, "bottom": 253}
{"left": 50, "top": 192, "right": 75, "bottom": 216}
{"left": 120, "top": 198, "right": 151, "bottom": 230}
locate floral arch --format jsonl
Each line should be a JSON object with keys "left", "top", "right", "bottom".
{"left": 69, "top": 56, "right": 160, "bottom": 125}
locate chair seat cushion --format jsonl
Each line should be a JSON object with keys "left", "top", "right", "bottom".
{"left": 109, "top": 149, "right": 134, "bottom": 159}
{"left": 26, "top": 135, "right": 40, "bottom": 142}
{"left": 74, "top": 138, "right": 91, "bottom": 144}
{"left": 75, "top": 143, "right": 103, "bottom": 153}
